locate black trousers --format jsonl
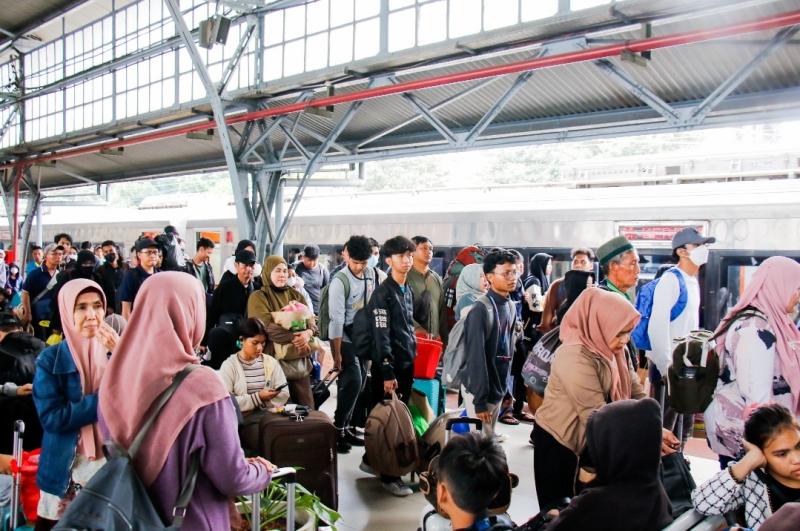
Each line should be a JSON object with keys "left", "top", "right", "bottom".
{"left": 511, "top": 336, "right": 528, "bottom": 414}
{"left": 533, "top": 423, "right": 579, "bottom": 510}
{"left": 370, "top": 362, "right": 414, "bottom": 483}
{"left": 333, "top": 342, "right": 368, "bottom": 429}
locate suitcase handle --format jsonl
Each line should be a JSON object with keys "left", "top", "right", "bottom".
{"left": 445, "top": 418, "right": 482, "bottom": 431}
{"left": 10, "top": 420, "right": 25, "bottom": 529}
{"left": 251, "top": 467, "right": 297, "bottom": 531}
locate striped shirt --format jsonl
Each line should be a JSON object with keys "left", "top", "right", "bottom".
{"left": 238, "top": 354, "right": 268, "bottom": 409}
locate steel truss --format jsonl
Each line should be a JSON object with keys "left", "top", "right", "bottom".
{"left": 0, "top": 5, "right": 798, "bottom": 258}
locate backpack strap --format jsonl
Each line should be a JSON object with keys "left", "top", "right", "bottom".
{"left": 667, "top": 267, "right": 689, "bottom": 321}
{"left": 333, "top": 270, "right": 351, "bottom": 301}
{"left": 171, "top": 452, "right": 200, "bottom": 526}
{"left": 128, "top": 364, "right": 199, "bottom": 458}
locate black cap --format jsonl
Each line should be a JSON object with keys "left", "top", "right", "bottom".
{"left": 77, "top": 250, "right": 96, "bottom": 265}
{"left": 235, "top": 249, "right": 257, "bottom": 265}
{"left": 135, "top": 238, "right": 159, "bottom": 252}
{"left": 303, "top": 244, "right": 320, "bottom": 259}
{"left": 671, "top": 228, "right": 716, "bottom": 250}
{"left": 164, "top": 225, "right": 179, "bottom": 236}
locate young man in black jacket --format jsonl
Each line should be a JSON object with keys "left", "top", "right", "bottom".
{"left": 360, "top": 235, "right": 417, "bottom": 497}
{"left": 204, "top": 249, "right": 257, "bottom": 369}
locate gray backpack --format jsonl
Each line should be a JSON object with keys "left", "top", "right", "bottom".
{"left": 442, "top": 295, "right": 501, "bottom": 389}
{"left": 55, "top": 365, "right": 201, "bottom": 530}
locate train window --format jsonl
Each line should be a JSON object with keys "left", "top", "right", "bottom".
{"left": 715, "top": 253, "right": 800, "bottom": 325}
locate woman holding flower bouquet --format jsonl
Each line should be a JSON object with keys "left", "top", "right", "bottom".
{"left": 247, "top": 255, "right": 318, "bottom": 407}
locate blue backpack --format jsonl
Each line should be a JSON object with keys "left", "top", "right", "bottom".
{"left": 631, "top": 268, "right": 688, "bottom": 351}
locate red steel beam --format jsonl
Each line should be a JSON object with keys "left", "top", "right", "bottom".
{"left": 4, "top": 9, "right": 800, "bottom": 170}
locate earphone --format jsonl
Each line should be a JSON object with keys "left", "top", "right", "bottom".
{"left": 236, "top": 339, "right": 243, "bottom": 349}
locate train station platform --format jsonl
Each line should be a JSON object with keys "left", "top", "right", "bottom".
{"left": 317, "top": 375, "right": 720, "bottom": 531}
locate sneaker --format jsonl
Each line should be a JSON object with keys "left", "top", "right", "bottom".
{"left": 345, "top": 429, "right": 365, "bottom": 446}
{"left": 359, "top": 460, "right": 377, "bottom": 476}
{"left": 382, "top": 480, "right": 413, "bottom": 497}
{"left": 494, "top": 433, "right": 509, "bottom": 443}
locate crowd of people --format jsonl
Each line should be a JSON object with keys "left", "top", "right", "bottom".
{"left": 0, "top": 224, "right": 799, "bottom": 531}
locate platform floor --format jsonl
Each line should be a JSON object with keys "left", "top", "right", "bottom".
{"left": 317, "top": 382, "right": 719, "bottom": 531}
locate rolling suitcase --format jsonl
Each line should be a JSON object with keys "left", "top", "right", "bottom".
{"left": 256, "top": 411, "right": 338, "bottom": 510}
{"left": 2, "top": 420, "right": 29, "bottom": 531}
{"left": 247, "top": 467, "right": 299, "bottom": 531}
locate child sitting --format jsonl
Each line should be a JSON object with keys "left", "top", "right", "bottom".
{"left": 693, "top": 403, "right": 800, "bottom": 528}
{"left": 436, "top": 432, "right": 514, "bottom": 531}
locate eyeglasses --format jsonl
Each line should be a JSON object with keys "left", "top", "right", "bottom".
{"left": 490, "top": 270, "right": 519, "bottom": 279}
{"left": 139, "top": 250, "right": 159, "bottom": 256}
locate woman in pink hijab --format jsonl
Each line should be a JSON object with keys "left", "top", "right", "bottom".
{"left": 100, "top": 272, "right": 273, "bottom": 530}
{"left": 705, "top": 256, "right": 800, "bottom": 466}
{"left": 32, "top": 279, "right": 118, "bottom": 530}
{"left": 533, "top": 288, "right": 678, "bottom": 510}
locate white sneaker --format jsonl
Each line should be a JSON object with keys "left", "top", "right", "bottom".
{"left": 382, "top": 479, "right": 413, "bottom": 497}
{"left": 359, "top": 461, "right": 377, "bottom": 476}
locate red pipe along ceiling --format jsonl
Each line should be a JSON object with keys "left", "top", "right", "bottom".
{"left": 3, "top": 9, "right": 800, "bottom": 171}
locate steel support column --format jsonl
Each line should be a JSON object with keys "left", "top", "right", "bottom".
{"left": 272, "top": 178, "right": 284, "bottom": 257}
{"left": 19, "top": 183, "right": 41, "bottom": 266}
{"left": 164, "top": 0, "right": 255, "bottom": 241}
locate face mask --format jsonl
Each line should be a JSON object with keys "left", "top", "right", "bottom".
{"left": 286, "top": 277, "right": 297, "bottom": 288}
{"left": 688, "top": 245, "right": 709, "bottom": 267}
{"left": 104, "top": 253, "right": 117, "bottom": 264}
{"left": 367, "top": 255, "right": 379, "bottom": 268}
{"left": 79, "top": 265, "right": 95, "bottom": 277}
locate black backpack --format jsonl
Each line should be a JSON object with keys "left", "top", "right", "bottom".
{"left": 55, "top": 365, "right": 201, "bottom": 530}
{"left": 154, "top": 233, "right": 182, "bottom": 271}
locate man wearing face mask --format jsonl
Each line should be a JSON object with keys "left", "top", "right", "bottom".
{"left": 96, "top": 240, "right": 124, "bottom": 315}
{"left": 647, "top": 227, "right": 715, "bottom": 447}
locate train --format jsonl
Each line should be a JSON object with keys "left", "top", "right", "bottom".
{"left": 6, "top": 178, "right": 800, "bottom": 329}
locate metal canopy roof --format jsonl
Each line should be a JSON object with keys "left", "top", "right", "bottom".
{"left": 4, "top": 0, "right": 800, "bottom": 190}
{"left": 2, "top": 0, "right": 800, "bottom": 260}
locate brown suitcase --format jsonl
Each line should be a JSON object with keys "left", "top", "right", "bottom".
{"left": 255, "top": 410, "right": 338, "bottom": 509}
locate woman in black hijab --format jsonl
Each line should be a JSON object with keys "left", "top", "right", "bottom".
{"left": 527, "top": 253, "right": 552, "bottom": 294}
{"left": 546, "top": 398, "right": 673, "bottom": 531}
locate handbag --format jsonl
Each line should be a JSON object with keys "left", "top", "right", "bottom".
{"left": 312, "top": 369, "right": 339, "bottom": 409}
{"left": 279, "top": 357, "right": 313, "bottom": 380}
{"left": 660, "top": 451, "right": 696, "bottom": 516}
{"left": 521, "top": 326, "right": 561, "bottom": 395}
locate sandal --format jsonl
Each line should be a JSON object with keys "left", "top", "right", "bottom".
{"left": 513, "top": 411, "right": 536, "bottom": 423}
{"left": 498, "top": 412, "right": 519, "bottom": 425}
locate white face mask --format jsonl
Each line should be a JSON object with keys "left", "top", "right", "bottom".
{"left": 367, "top": 255, "right": 379, "bottom": 268}
{"left": 286, "top": 276, "right": 297, "bottom": 288}
{"left": 688, "top": 245, "right": 709, "bottom": 267}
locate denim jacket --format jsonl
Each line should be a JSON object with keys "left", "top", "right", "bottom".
{"left": 32, "top": 342, "right": 99, "bottom": 497}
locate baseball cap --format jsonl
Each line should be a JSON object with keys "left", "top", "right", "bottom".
{"left": 0, "top": 312, "right": 21, "bottom": 329}
{"left": 235, "top": 249, "right": 257, "bottom": 265}
{"left": 671, "top": 228, "right": 716, "bottom": 250}
{"left": 303, "top": 244, "right": 320, "bottom": 259}
{"left": 135, "top": 238, "right": 160, "bottom": 252}
{"left": 43, "top": 243, "right": 64, "bottom": 256}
